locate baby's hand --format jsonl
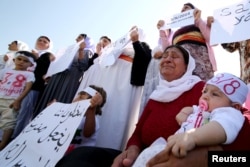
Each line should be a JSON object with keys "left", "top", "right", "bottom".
{"left": 176, "top": 107, "right": 193, "bottom": 125}
{"left": 167, "top": 131, "right": 196, "bottom": 157}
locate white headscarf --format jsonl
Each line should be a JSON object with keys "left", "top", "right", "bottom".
{"left": 17, "top": 41, "right": 29, "bottom": 51}
{"left": 150, "top": 46, "right": 201, "bottom": 102}
{"left": 34, "top": 36, "right": 54, "bottom": 56}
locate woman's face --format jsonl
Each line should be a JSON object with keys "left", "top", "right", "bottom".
{"left": 159, "top": 47, "right": 187, "bottom": 82}
{"left": 8, "top": 41, "right": 18, "bottom": 51}
{"left": 35, "top": 37, "right": 50, "bottom": 50}
{"left": 100, "top": 38, "right": 111, "bottom": 48}
{"left": 181, "top": 4, "right": 193, "bottom": 12}
{"left": 76, "top": 35, "right": 84, "bottom": 42}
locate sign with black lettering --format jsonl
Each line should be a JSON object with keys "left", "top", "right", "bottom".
{"left": 160, "top": 9, "right": 194, "bottom": 30}
{"left": 0, "top": 100, "right": 90, "bottom": 167}
{"left": 211, "top": 0, "right": 250, "bottom": 45}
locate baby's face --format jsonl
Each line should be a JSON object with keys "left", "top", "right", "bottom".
{"left": 199, "top": 84, "right": 232, "bottom": 112}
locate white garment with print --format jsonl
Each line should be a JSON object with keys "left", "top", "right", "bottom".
{"left": 0, "top": 68, "right": 35, "bottom": 99}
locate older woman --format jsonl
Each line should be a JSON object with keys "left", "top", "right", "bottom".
{"left": 112, "top": 45, "right": 204, "bottom": 167}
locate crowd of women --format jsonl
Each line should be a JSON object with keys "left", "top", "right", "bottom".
{"left": 0, "top": 2, "right": 250, "bottom": 167}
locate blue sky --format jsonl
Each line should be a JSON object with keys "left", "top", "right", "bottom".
{"left": 0, "top": 0, "right": 241, "bottom": 75}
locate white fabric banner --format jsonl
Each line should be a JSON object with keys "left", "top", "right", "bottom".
{"left": 98, "top": 31, "right": 131, "bottom": 67}
{"left": 45, "top": 42, "right": 80, "bottom": 78}
{"left": 0, "top": 100, "right": 90, "bottom": 167}
{"left": 210, "top": 0, "right": 250, "bottom": 45}
{"left": 160, "top": 9, "right": 194, "bottom": 30}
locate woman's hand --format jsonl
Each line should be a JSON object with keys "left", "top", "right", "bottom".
{"left": 112, "top": 145, "right": 140, "bottom": 167}
{"left": 157, "top": 20, "right": 165, "bottom": 29}
{"left": 193, "top": 9, "right": 201, "bottom": 20}
{"left": 147, "top": 145, "right": 223, "bottom": 167}
{"left": 95, "top": 42, "right": 103, "bottom": 55}
{"left": 207, "top": 16, "right": 214, "bottom": 28}
{"left": 130, "top": 26, "right": 139, "bottom": 42}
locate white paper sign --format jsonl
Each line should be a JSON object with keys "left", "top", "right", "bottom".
{"left": 0, "top": 100, "right": 90, "bottom": 167}
{"left": 160, "top": 9, "right": 194, "bottom": 30}
{"left": 210, "top": 0, "right": 250, "bottom": 45}
{"left": 98, "top": 31, "right": 131, "bottom": 67}
{"left": 45, "top": 42, "right": 80, "bottom": 78}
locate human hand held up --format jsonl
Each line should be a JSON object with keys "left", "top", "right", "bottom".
{"left": 89, "top": 92, "right": 103, "bottom": 108}
{"left": 111, "top": 145, "right": 140, "bottom": 167}
{"left": 130, "top": 26, "right": 139, "bottom": 43}
{"left": 193, "top": 8, "right": 201, "bottom": 20}
{"left": 157, "top": 20, "right": 165, "bottom": 29}
{"left": 96, "top": 42, "right": 103, "bottom": 55}
{"left": 153, "top": 51, "right": 163, "bottom": 59}
{"left": 207, "top": 16, "right": 214, "bottom": 28}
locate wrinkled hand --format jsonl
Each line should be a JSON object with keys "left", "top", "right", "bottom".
{"left": 157, "top": 20, "right": 165, "bottom": 29}
{"left": 167, "top": 132, "right": 196, "bottom": 157}
{"left": 147, "top": 145, "right": 221, "bottom": 167}
{"left": 146, "top": 147, "right": 170, "bottom": 167}
{"left": 9, "top": 100, "right": 21, "bottom": 111}
{"left": 112, "top": 145, "right": 140, "bottom": 167}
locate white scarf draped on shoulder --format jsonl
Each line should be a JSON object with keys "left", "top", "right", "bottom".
{"left": 149, "top": 52, "right": 201, "bottom": 102}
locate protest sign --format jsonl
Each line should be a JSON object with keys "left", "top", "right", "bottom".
{"left": 160, "top": 9, "right": 194, "bottom": 30}
{"left": 0, "top": 100, "right": 90, "bottom": 167}
{"left": 210, "top": 0, "right": 250, "bottom": 45}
